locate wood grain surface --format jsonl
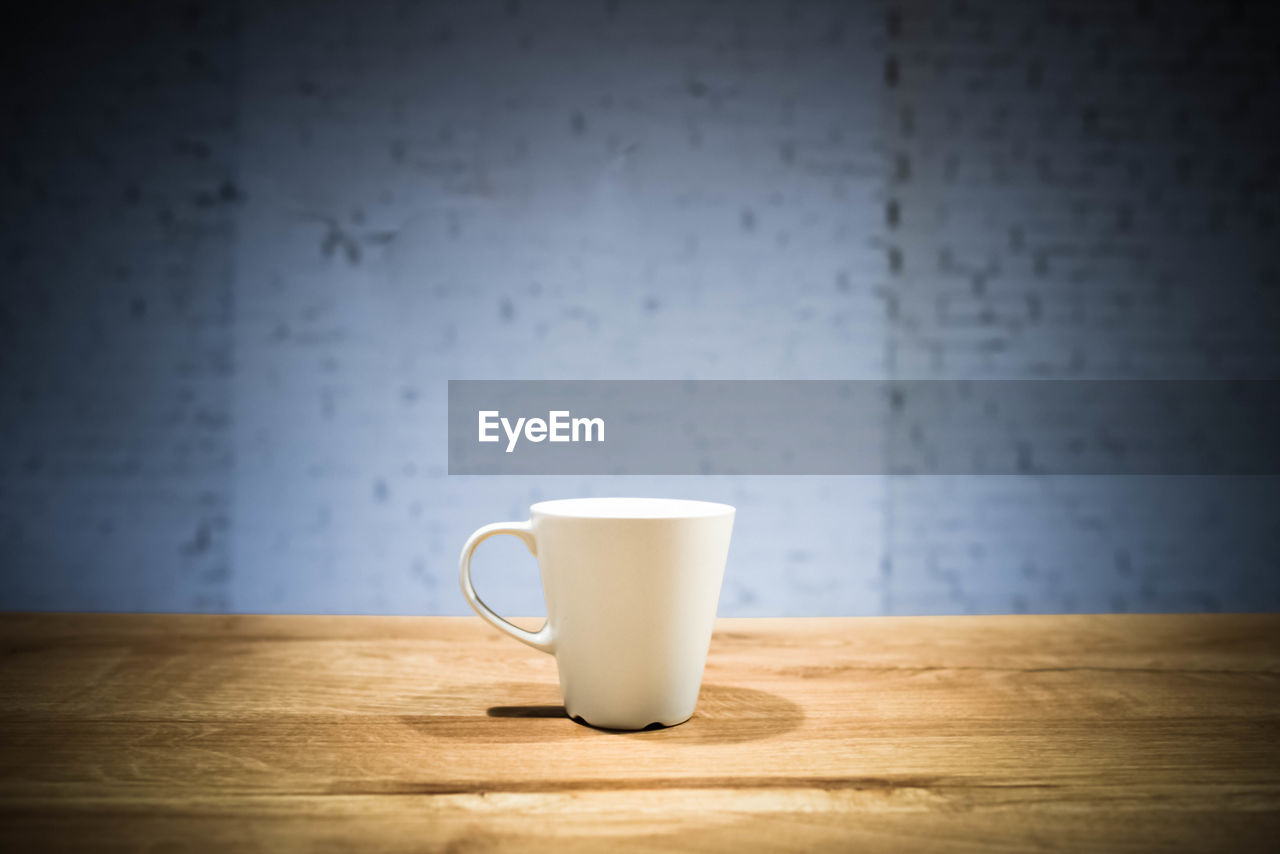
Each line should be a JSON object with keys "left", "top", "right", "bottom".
{"left": 1, "top": 613, "right": 1278, "bottom": 852}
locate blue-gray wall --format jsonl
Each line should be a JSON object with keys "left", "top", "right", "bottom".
{"left": 2, "top": 0, "right": 1278, "bottom": 616}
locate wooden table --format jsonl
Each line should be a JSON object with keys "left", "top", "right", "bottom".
{"left": 1, "top": 614, "right": 1278, "bottom": 851}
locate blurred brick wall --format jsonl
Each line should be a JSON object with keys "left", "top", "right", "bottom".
{"left": 880, "top": 0, "right": 1280, "bottom": 612}
{"left": 229, "top": 0, "right": 886, "bottom": 616}
{"left": 0, "top": 3, "right": 239, "bottom": 610}
{"left": 1, "top": 0, "right": 1277, "bottom": 615}
{"left": 1, "top": 0, "right": 889, "bottom": 615}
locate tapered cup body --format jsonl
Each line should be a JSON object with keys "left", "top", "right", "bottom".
{"left": 531, "top": 498, "right": 735, "bottom": 729}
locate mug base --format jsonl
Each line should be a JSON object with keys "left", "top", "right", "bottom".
{"left": 568, "top": 712, "right": 694, "bottom": 732}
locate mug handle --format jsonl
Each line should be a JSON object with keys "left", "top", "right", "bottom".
{"left": 458, "top": 521, "right": 556, "bottom": 654}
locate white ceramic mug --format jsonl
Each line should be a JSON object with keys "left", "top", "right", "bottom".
{"left": 459, "top": 497, "right": 735, "bottom": 730}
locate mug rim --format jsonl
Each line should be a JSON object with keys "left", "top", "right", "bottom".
{"left": 530, "top": 497, "right": 735, "bottom": 519}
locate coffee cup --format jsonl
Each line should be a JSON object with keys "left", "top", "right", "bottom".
{"left": 459, "top": 497, "right": 734, "bottom": 730}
